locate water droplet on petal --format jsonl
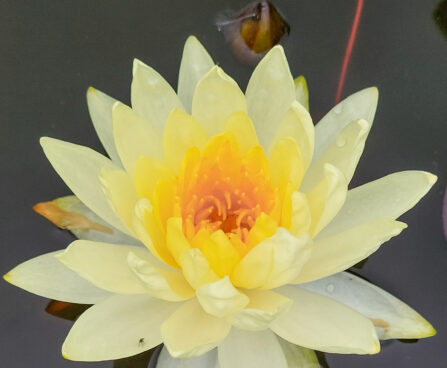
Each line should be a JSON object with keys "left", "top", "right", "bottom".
{"left": 336, "top": 136, "right": 346, "bottom": 147}
{"left": 334, "top": 104, "right": 343, "bottom": 114}
{"left": 326, "top": 283, "right": 335, "bottom": 293}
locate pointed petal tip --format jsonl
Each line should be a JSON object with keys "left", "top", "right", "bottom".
{"left": 132, "top": 58, "right": 143, "bottom": 76}
{"left": 87, "top": 86, "right": 96, "bottom": 94}
{"left": 3, "top": 272, "right": 11, "bottom": 283}
{"left": 39, "top": 136, "right": 53, "bottom": 148}
{"left": 372, "top": 340, "right": 381, "bottom": 354}
{"left": 184, "top": 35, "right": 208, "bottom": 53}
{"left": 425, "top": 172, "right": 438, "bottom": 186}
{"left": 186, "top": 35, "right": 199, "bottom": 43}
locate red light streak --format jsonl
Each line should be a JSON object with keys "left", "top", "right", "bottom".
{"left": 335, "top": 0, "right": 364, "bottom": 104}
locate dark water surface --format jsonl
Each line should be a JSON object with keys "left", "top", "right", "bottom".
{"left": 1, "top": 0, "right": 447, "bottom": 367}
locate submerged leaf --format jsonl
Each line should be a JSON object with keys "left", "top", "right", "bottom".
{"left": 34, "top": 198, "right": 113, "bottom": 234}
{"left": 46, "top": 300, "right": 91, "bottom": 321}
{"left": 34, "top": 196, "right": 140, "bottom": 245}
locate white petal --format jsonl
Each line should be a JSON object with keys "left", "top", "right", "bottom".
{"left": 218, "top": 329, "right": 288, "bottom": 368}
{"left": 178, "top": 36, "right": 215, "bottom": 112}
{"left": 161, "top": 299, "right": 231, "bottom": 358}
{"left": 314, "top": 87, "right": 378, "bottom": 159}
{"left": 271, "top": 286, "right": 380, "bottom": 354}
{"left": 157, "top": 347, "right": 218, "bottom": 368}
{"left": 54, "top": 195, "right": 141, "bottom": 245}
{"left": 301, "top": 119, "right": 370, "bottom": 192}
{"left": 4, "top": 251, "right": 111, "bottom": 304}
{"left": 127, "top": 252, "right": 194, "bottom": 302}
{"left": 40, "top": 137, "right": 129, "bottom": 235}
{"left": 277, "top": 337, "right": 320, "bottom": 368}
{"left": 57, "top": 240, "right": 153, "bottom": 294}
{"left": 112, "top": 102, "right": 163, "bottom": 174}
{"left": 192, "top": 66, "right": 246, "bottom": 136}
{"left": 300, "top": 272, "right": 436, "bottom": 340}
{"left": 196, "top": 276, "right": 249, "bottom": 318}
{"left": 131, "top": 59, "right": 184, "bottom": 132}
{"left": 228, "top": 290, "right": 291, "bottom": 331}
{"left": 62, "top": 294, "right": 178, "bottom": 361}
{"left": 295, "top": 218, "right": 407, "bottom": 283}
{"left": 246, "top": 46, "right": 295, "bottom": 149}
{"left": 320, "top": 171, "right": 437, "bottom": 237}
{"left": 86, "top": 87, "right": 122, "bottom": 165}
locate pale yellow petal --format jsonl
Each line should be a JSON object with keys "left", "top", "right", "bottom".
{"left": 201, "top": 230, "right": 241, "bottom": 278}
{"left": 40, "top": 137, "right": 129, "bottom": 235}
{"left": 314, "top": 87, "right": 378, "bottom": 159}
{"left": 134, "top": 156, "right": 174, "bottom": 200}
{"left": 294, "top": 75, "right": 309, "bottom": 111}
{"left": 162, "top": 299, "right": 231, "bottom": 358}
{"left": 163, "top": 109, "right": 208, "bottom": 172}
{"left": 179, "top": 248, "right": 220, "bottom": 290}
{"left": 320, "top": 171, "right": 437, "bottom": 237}
{"left": 295, "top": 218, "right": 407, "bottom": 283}
{"left": 127, "top": 251, "right": 194, "bottom": 302}
{"left": 306, "top": 164, "right": 347, "bottom": 237}
{"left": 301, "top": 119, "right": 369, "bottom": 192}
{"left": 131, "top": 59, "right": 184, "bottom": 132}
{"left": 289, "top": 192, "right": 311, "bottom": 236}
{"left": 246, "top": 46, "right": 295, "bottom": 149}
{"left": 62, "top": 294, "right": 178, "bottom": 361}
{"left": 218, "top": 329, "right": 288, "bottom": 368}
{"left": 231, "top": 228, "right": 311, "bottom": 289}
{"left": 3, "top": 251, "right": 111, "bottom": 304}
{"left": 271, "top": 286, "right": 380, "bottom": 354}
{"left": 192, "top": 66, "right": 247, "bottom": 136}
{"left": 112, "top": 102, "right": 163, "bottom": 174}
{"left": 271, "top": 101, "right": 314, "bottom": 170}
{"left": 165, "top": 217, "right": 191, "bottom": 264}
{"left": 99, "top": 168, "right": 138, "bottom": 234}
{"left": 300, "top": 272, "right": 436, "bottom": 340}
{"left": 132, "top": 198, "right": 178, "bottom": 268}
{"left": 229, "top": 290, "right": 291, "bottom": 331}
{"left": 222, "top": 111, "right": 259, "bottom": 154}
{"left": 86, "top": 87, "right": 122, "bottom": 164}
{"left": 196, "top": 276, "right": 249, "bottom": 318}
{"left": 57, "top": 240, "right": 151, "bottom": 294}
{"left": 157, "top": 347, "right": 218, "bottom": 368}
{"left": 178, "top": 36, "right": 214, "bottom": 112}
{"left": 269, "top": 137, "right": 304, "bottom": 194}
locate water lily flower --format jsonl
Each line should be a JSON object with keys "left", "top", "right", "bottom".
{"left": 4, "top": 36, "right": 437, "bottom": 367}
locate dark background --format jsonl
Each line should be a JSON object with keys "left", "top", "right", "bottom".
{"left": 1, "top": 0, "right": 446, "bottom": 367}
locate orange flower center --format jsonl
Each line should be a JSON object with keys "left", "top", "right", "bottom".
{"left": 178, "top": 134, "right": 277, "bottom": 245}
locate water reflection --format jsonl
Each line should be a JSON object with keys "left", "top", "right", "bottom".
{"left": 216, "top": 1, "right": 290, "bottom": 65}
{"left": 434, "top": 0, "right": 447, "bottom": 39}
